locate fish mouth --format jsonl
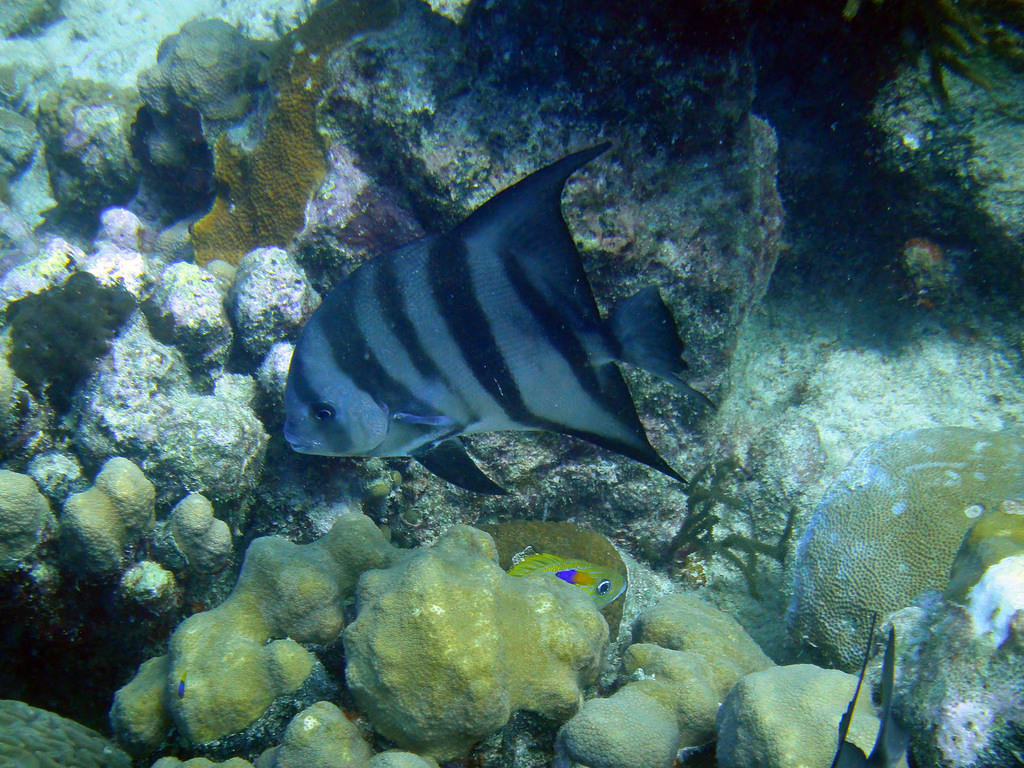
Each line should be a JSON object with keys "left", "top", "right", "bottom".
{"left": 283, "top": 423, "right": 323, "bottom": 455}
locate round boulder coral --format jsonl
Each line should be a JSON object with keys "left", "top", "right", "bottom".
{"left": 788, "top": 426, "right": 1024, "bottom": 669}
{"left": 715, "top": 664, "right": 887, "bottom": 768}
{"left": 59, "top": 457, "right": 155, "bottom": 579}
{"left": 0, "top": 469, "right": 53, "bottom": 571}
{"left": 138, "top": 19, "right": 264, "bottom": 122}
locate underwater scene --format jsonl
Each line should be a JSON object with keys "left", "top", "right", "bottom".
{"left": 2, "top": 0, "right": 1024, "bottom": 766}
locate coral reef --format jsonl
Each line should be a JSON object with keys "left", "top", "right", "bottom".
{"left": 715, "top": 663, "right": 891, "bottom": 768}
{"left": 788, "top": 426, "right": 1024, "bottom": 670}
{"left": 111, "top": 512, "right": 397, "bottom": 751}
{"left": 35, "top": 78, "right": 140, "bottom": 216}
{"left": 0, "top": 468, "right": 53, "bottom": 571}
{"left": 190, "top": 0, "right": 403, "bottom": 266}
{"left": 5, "top": 270, "right": 135, "bottom": 413}
{"left": 894, "top": 585, "right": 1024, "bottom": 767}
{"left": 344, "top": 525, "right": 608, "bottom": 760}
{"left": 73, "top": 314, "right": 268, "bottom": 509}
{"left": 555, "top": 594, "right": 772, "bottom": 767}
{"left": 143, "top": 261, "right": 234, "bottom": 376}
{"left": 58, "top": 457, "right": 155, "bottom": 580}
{"left": 0, "top": 698, "right": 131, "bottom": 768}
{"left": 226, "top": 247, "right": 319, "bottom": 360}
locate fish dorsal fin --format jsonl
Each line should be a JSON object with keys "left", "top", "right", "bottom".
{"left": 830, "top": 613, "right": 876, "bottom": 768}
{"left": 412, "top": 438, "right": 507, "bottom": 495}
{"left": 869, "top": 626, "right": 909, "bottom": 767}
{"left": 456, "top": 143, "right": 611, "bottom": 327}
{"left": 508, "top": 552, "right": 564, "bottom": 576}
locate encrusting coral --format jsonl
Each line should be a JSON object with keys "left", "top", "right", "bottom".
{"left": 190, "top": 0, "right": 402, "bottom": 265}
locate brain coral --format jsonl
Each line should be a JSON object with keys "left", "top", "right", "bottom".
{"left": 788, "top": 426, "right": 1024, "bottom": 670}
{"left": 0, "top": 698, "right": 131, "bottom": 768}
{"left": 343, "top": 525, "right": 609, "bottom": 761}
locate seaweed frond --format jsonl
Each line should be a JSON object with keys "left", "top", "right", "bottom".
{"left": 845, "top": 0, "right": 1024, "bottom": 106}
{"left": 658, "top": 457, "right": 796, "bottom": 597}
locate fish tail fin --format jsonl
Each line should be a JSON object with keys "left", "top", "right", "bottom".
{"left": 608, "top": 287, "right": 714, "bottom": 409}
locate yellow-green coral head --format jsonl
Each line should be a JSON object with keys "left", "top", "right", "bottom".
{"left": 509, "top": 552, "right": 626, "bottom": 609}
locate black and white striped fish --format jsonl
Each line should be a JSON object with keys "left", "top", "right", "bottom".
{"left": 284, "top": 144, "right": 704, "bottom": 494}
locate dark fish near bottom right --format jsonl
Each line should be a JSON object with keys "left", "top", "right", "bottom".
{"left": 830, "top": 618, "right": 910, "bottom": 768}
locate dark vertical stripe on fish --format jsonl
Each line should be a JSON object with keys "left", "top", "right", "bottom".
{"left": 499, "top": 246, "right": 606, "bottom": 408}
{"left": 373, "top": 254, "right": 469, "bottom": 419}
{"left": 319, "top": 269, "right": 422, "bottom": 414}
{"left": 426, "top": 236, "right": 526, "bottom": 422}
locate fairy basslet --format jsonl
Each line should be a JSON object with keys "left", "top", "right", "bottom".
{"left": 283, "top": 143, "right": 701, "bottom": 494}
{"left": 508, "top": 552, "right": 626, "bottom": 609}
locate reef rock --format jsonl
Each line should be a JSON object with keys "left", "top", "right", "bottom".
{"left": 343, "top": 525, "right": 609, "bottom": 761}
{"left": 35, "top": 78, "right": 140, "bottom": 215}
{"left": 74, "top": 314, "right": 268, "bottom": 509}
{"left": 227, "top": 247, "right": 320, "bottom": 360}
{"left": 892, "top": 500, "right": 1024, "bottom": 767}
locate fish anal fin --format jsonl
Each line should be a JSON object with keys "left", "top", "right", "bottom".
{"left": 413, "top": 438, "right": 506, "bottom": 495}
{"left": 508, "top": 553, "right": 563, "bottom": 576}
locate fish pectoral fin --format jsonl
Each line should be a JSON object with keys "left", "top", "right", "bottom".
{"left": 413, "top": 438, "right": 507, "bottom": 495}
{"left": 393, "top": 411, "right": 456, "bottom": 428}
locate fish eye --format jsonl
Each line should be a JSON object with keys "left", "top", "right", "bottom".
{"left": 311, "top": 402, "right": 336, "bottom": 421}
{"left": 596, "top": 579, "right": 611, "bottom": 595}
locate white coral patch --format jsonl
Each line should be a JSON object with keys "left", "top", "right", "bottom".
{"left": 966, "top": 554, "right": 1024, "bottom": 646}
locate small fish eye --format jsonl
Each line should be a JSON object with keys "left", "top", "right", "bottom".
{"left": 312, "top": 402, "right": 336, "bottom": 421}
{"left": 596, "top": 579, "right": 611, "bottom": 595}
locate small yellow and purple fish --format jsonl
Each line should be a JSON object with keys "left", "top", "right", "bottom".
{"left": 177, "top": 672, "right": 186, "bottom": 699}
{"left": 508, "top": 553, "right": 626, "bottom": 609}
